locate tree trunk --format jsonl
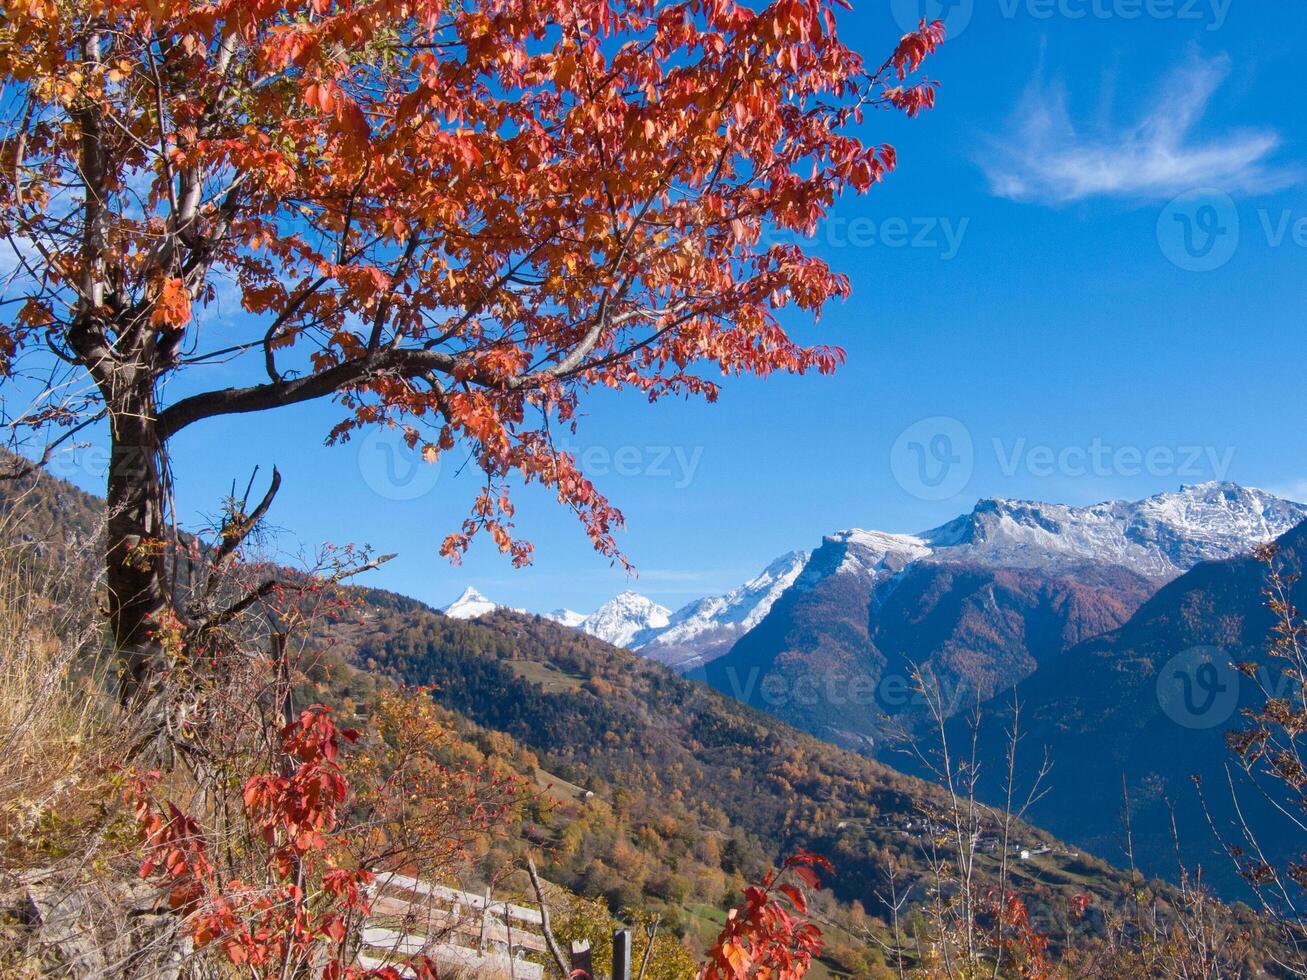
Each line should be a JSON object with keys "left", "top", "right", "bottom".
{"left": 105, "top": 386, "right": 171, "bottom": 705}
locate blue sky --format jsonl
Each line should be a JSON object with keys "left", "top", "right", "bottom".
{"left": 31, "top": 0, "right": 1307, "bottom": 616}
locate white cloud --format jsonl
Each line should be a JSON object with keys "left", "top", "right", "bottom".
{"left": 982, "top": 53, "right": 1297, "bottom": 204}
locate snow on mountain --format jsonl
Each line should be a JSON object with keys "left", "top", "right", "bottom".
{"left": 578, "top": 591, "right": 671, "bottom": 648}
{"left": 633, "top": 551, "right": 811, "bottom": 668}
{"left": 700, "top": 482, "right": 1307, "bottom": 756}
{"left": 801, "top": 482, "right": 1306, "bottom": 593}
{"left": 441, "top": 586, "right": 499, "bottom": 619}
{"left": 545, "top": 608, "right": 587, "bottom": 628}
{"left": 921, "top": 482, "right": 1307, "bottom": 579}
{"left": 814, "top": 529, "right": 933, "bottom": 580}
{"left": 445, "top": 484, "right": 1306, "bottom": 661}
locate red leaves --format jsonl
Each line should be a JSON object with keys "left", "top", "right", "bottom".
{"left": 1070, "top": 893, "right": 1091, "bottom": 920}
{"left": 7, "top": 0, "right": 945, "bottom": 584}
{"left": 150, "top": 276, "right": 191, "bottom": 328}
{"left": 983, "top": 890, "right": 1054, "bottom": 979}
{"left": 884, "top": 82, "right": 938, "bottom": 119}
{"left": 776, "top": 883, "right": 806, "bottom": 914}
{"left": 302, "top": 81, "right": 338, "bottom": 113}
{"left": 240, "top": 708, "right": 357, "bottom": 877}
{"left": 130, "top": 706, "right": 381, "bottom": 976}
{"left": 127, "top": 773, "right": 215, "bottom": 913}
{"left": 126, "top": 688, "right": 519, "bottom": 980}
{"left": 782, "top": 850, "right": 833, "bottom": 884}
{"left": 700, "top": 852, "right": 832, "bottom": 979}
{"left": 890, "top": 19, "right": 946, "bottom": 80}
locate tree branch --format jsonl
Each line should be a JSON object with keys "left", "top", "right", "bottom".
{"left": 156, "top": 347, "right": 459, "bottom": 439}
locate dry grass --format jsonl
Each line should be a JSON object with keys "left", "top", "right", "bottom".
{"left": 0, "top": 509, "right": 114, "bottom": 861}
{"left": 0, "top": 508, "right": 195, "bottom": 978}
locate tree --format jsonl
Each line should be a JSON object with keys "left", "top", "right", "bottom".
{"left": 0, "top": 0, "right": 944, "bottom": 699}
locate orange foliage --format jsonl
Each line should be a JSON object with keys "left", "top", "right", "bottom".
{"left": 700, "top": 851, "right": 832, "bottom": 979}
{"left": 1, "top": 0, "right": 945, "bottom": 567}
{"left": 128, "top": 697, "right": 516, "bottom": 977}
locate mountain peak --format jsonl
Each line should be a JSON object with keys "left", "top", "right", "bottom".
{"left": 441, "top": 586, "right": 498, "bottom": 620}
{"left": 545, "top": 608, "right": 586, "bottom": 628}
{"left": 633, "top": 551, "right": 812, "bottom": 668}
{"left": 579, "top": 592, "right": 671, "bottom": 648}
{"left": 922, "top": 483, "right": 1307, "bottom": 579}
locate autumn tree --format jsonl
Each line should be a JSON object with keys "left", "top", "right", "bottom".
{"left": 0, "top": 0, "right": 944, "bottom": 701}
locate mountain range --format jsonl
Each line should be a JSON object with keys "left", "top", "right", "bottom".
{"left": 440, "top": 551, "right": 809, "bottom": 669}
{"left": 6, "top": 456, "right": 1192, "bottom": 972}
{"left": 444, "top": 484, "right": 1304, "bottom": 743}
{"left": 434, "top": 481, "right": 1306, "bottom": 905}
{"left": 697, "top": 483, "right": 1306, "bottom": 749}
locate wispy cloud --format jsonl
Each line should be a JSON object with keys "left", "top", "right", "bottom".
{"left": 983, "top": 54, "right": 1297, "bottom": 204}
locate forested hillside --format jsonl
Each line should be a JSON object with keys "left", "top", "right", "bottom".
{"left": 335, "top": 596, "right": 1213, "bottom": 951}
{"left": 944, "top": 520, "right": 1307, "bottom": 906}
{"left": 0, "top": 462, "right": 1290, "bottom": 977}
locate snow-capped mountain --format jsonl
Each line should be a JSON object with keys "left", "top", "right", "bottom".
{"left": 445, "top": 485, "right": 1307, "bottom": 675}
{"left": 545, "top": 608, "right": 587, "bottom": 628}
{"left": 944, "top": 515, "right": 1307, "bottom": 900}
{"left": 634, "top": 551, "right": 811, "bottom": 669}
{"left": 536, "top": 553, "right": 812, "bottom": 666}
{"left": 441, "top": 587, "right": 528, "bottom": 620}
{"left": 576, "top": 591, "right": 671, "bottom": 648}
{"left": 441, "top": 586, "right": 499, "bottom": 619}
{"left": 800, "top": 529, "right": 932, "bottom": 583}
{"left": 783, "top": 482, "right": 1307, "bottom": 595}
{"left": 440, "top": 587, "right": 669, "bottom": 643}
{"left": 702, "top": 481, "right": 1307, "bottom": 755}
{"left": 921, "top": 482, "right": 1307, "bottom": 579}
